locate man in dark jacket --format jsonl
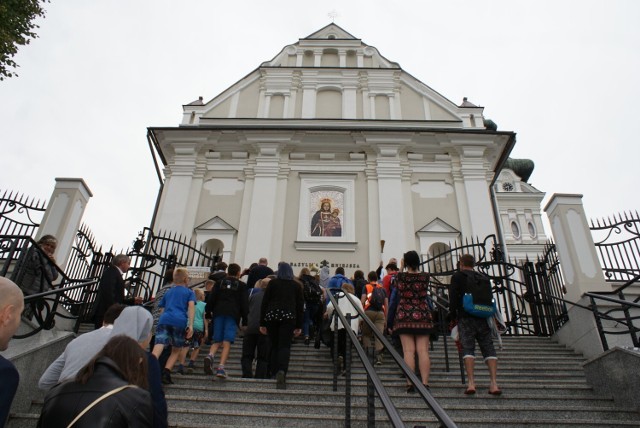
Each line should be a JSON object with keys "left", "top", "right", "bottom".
{"left": 203, "top": 263, "right": 249, "bottom": 378}
{"left": 246, "top": 258, "right": 274, "bottom": 288}
{"left": 93, "top": 254, "right": 142, "bottom": 329}
{"left": 449, "top": 254, "right": 501, "bottom": 395}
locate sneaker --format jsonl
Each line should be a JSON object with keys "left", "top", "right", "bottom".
{"left": 215, "top": 366, "right": 227, "bottom": 379}
{"left": 304, "top": 336, "right": 310, "bottom": 346}
{"left": 161, "top": 369, "right": 173, "bottom": 385}
{"left": 375, "top": 354, "right": 383, "bottom": 366}
{"left": 204, "top": 355, "right": 214, "bottom": 375}
{"left": 177, "top": 364, "right": 185, "bottom": 375}
{"left": 187, "top": 361, "right": 195, "bottom": 374}
{"left": 276, "top": 370, "right": 286, "bottom": 390}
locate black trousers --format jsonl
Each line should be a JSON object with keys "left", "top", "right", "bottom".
{"left": 266, "top": 320, "right": 295, "bottom": 375}
{"left": 241, "top": 332, "right": 271, "bottom": 378}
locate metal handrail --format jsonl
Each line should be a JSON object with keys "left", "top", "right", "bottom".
{"left": 14, "top": 278, "right": 100, "bottom": 339}
{"left": 326, "top": 290, "right": 457, "bottom": 428}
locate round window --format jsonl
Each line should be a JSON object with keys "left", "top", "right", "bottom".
{"left": 511, "top": 221, "right": 521, "bottom": 239}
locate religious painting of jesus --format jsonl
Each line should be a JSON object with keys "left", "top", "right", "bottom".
{"left": 309, "top": 191, "right": 343, "bottom": 237}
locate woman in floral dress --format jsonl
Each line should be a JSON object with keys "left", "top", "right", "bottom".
{"left": 388, "top": 250, "right": 434, "bottom": 392}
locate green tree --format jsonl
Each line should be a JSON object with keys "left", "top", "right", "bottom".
{"left": 0, "top": 0, "right": 48, "bottom": 80}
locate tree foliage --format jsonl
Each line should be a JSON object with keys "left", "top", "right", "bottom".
{"left": 0, "top": 0, "right": 48, "bottom": 80}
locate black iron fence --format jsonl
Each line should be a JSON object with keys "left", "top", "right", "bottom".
{"left": 590, "top": 211, "right": 640, "bottom": 282}
{"left": 0, "top": 190, "right": 46, "bottom": 238}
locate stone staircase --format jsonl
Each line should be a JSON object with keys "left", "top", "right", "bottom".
{"left": 9, "top": 335, "right": 640, "bottom": 427}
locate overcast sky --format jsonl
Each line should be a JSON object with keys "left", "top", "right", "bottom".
{"left": 1, "top": 0, "right": 638, "bottom": 251}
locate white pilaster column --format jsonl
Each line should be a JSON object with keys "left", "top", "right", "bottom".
{"left": 38, "top": 178, "right": 92, "bottom": 269}
{"left": 263, "top": 94, "right": 272, "bottom": 118}
{"left": 357, "top": 51, "right": 364, "bottom": 67}
{"left": 342, "top": 74, "right": 358, "bottom": 119}
{"left": 339, "top": 49, "right": 347, "bottom": 67}
{"left": 301, "top": 83, "right": 316, "bottom": 119}
{"left": 388, "top": 95, "right": 396, "bottom": 120}
{"left": 371, "top": 138, "right": 412, "bottom": 263}
{"left": 282, "top": 94, "right": 290, "bottom": 119}
{"left": 296, "top": 53, "right": 303, "bottom": 67}
{"left": 369, "top": 94, "right": 376, "bottom": 120}
{"left": 544, "top": 194, "right": 608, "bottom": 302}
{"left": 241, "top": 143, "right": 283, "bottom": 264}
{"left": 314, "top": 49, "right": 322, "bottom": 67}
{"left": 365, "top": 164, "right": 382, "bottom": 269}
{"left": 257, "top": 88, "right": 266, "bottom": 118}
{"left": 154, "top": 144, "right": 199, "bottom": 237}
{"left": 452, "top": 143, "right": 496, "bottom": 240}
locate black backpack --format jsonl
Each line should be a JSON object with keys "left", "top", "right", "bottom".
{"left": 462, "top": 270, "right": 495, "bottom": 318}
{"left": 367, "top": 285, "right": 386, "bottom": 311}
{"left": 303, "top": 277, "right": 322, "bottom": 304}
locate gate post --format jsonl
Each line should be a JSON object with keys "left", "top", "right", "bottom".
{"left": 37, "top": 178, "right": 93, "bottom": 270}
{"left": 544, "top": 194, "right": 609, "bottom": 357}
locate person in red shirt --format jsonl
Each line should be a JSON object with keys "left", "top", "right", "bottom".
{"left": 382, "top": 263, "right": 399, "bottom": 297}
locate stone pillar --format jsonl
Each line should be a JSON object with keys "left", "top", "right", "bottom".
{"left": 544, "top": 193, "right": 611, "bottom": 358}
{"left": 544, "top": 194, "right": 608, "bottom": 301}
{"left": 38, "top": 178, "right": 92, "bottom": 269}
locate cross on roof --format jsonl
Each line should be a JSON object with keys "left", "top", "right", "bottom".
{"left": 327, "top": 10, "right": 338, "bottom": 22}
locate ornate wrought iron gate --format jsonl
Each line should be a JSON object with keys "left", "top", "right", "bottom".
{"left": 424, "top": 235, "right": 567, "bottom": 337}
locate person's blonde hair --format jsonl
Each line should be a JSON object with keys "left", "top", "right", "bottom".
{"left": 341, "top": 282, "right": 355, "bottom": 294}
{"left": 194, "top": 288, "right": 205, "bottom": 301}
{"left": 256, "top": 277, "right": 271, "bottom": 289}
{"left": 173, "top": 267, "right": 189, "bottom": 284}
{"left": 299, "top": 267, "right": 310, "bottom": 277}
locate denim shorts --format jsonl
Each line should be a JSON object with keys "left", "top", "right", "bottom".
{"left": 155, "top": 324, "right": 187, "bottom": 347}
{"left": 183, "top": 330, "right": 204, "bottom": 349}
{"left": 459, "top": 316, "right": 497, "bottom": 360}
{"left": 213, "top": 315, "right": 237, "bottom": 343}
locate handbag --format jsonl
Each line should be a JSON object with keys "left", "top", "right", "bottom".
{"left": 66, "top": 384, "right": 136, "bottom": 427}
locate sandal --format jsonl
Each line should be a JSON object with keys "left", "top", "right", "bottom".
{"left": 406, "top": 385, "right": 416, "bottom": 393}
{"left": 464, "top": 387, "right": 476, "bottom": 395}
{"left": 488, "top": 388, "right": 502, "bottom": 396}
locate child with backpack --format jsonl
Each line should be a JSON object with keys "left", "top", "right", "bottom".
{"left": 204, "top": 263, "right": 249, "bottom": 379}
{"left": 361, "top": 271, "right": 388, "bottom": 365}
{"left": 177, "top": 287, "right": 208, "bottom": 374}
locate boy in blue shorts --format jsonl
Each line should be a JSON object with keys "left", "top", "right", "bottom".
{"left": 152, "top": 267, "right": 196, "bottom": 384}
{"left": 204, "top": 263, "right": 249, "bottom": 378}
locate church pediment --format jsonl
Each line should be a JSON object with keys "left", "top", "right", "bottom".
{"left": 181, "top": 24, "right": 483, "bottom": 127}
{"left": 302, "top": 23, "right": 358, "bottom": 40}
{"left": 195, "top": 216, "right": 236, "bottom": 232}
{"left": 418, "top": 218, "right": 460, "bottom": 234}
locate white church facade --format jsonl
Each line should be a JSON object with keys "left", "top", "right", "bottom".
{"left": 148, "top": 24, "right": 547, "bottom": 271}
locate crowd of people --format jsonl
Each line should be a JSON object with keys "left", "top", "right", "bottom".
{"left": 1, "top": 237, "right": 502, "bottom": 428}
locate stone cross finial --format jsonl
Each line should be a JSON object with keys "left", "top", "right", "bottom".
{"left": 328, "top": 10, "right": 338, "bottom": 22}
